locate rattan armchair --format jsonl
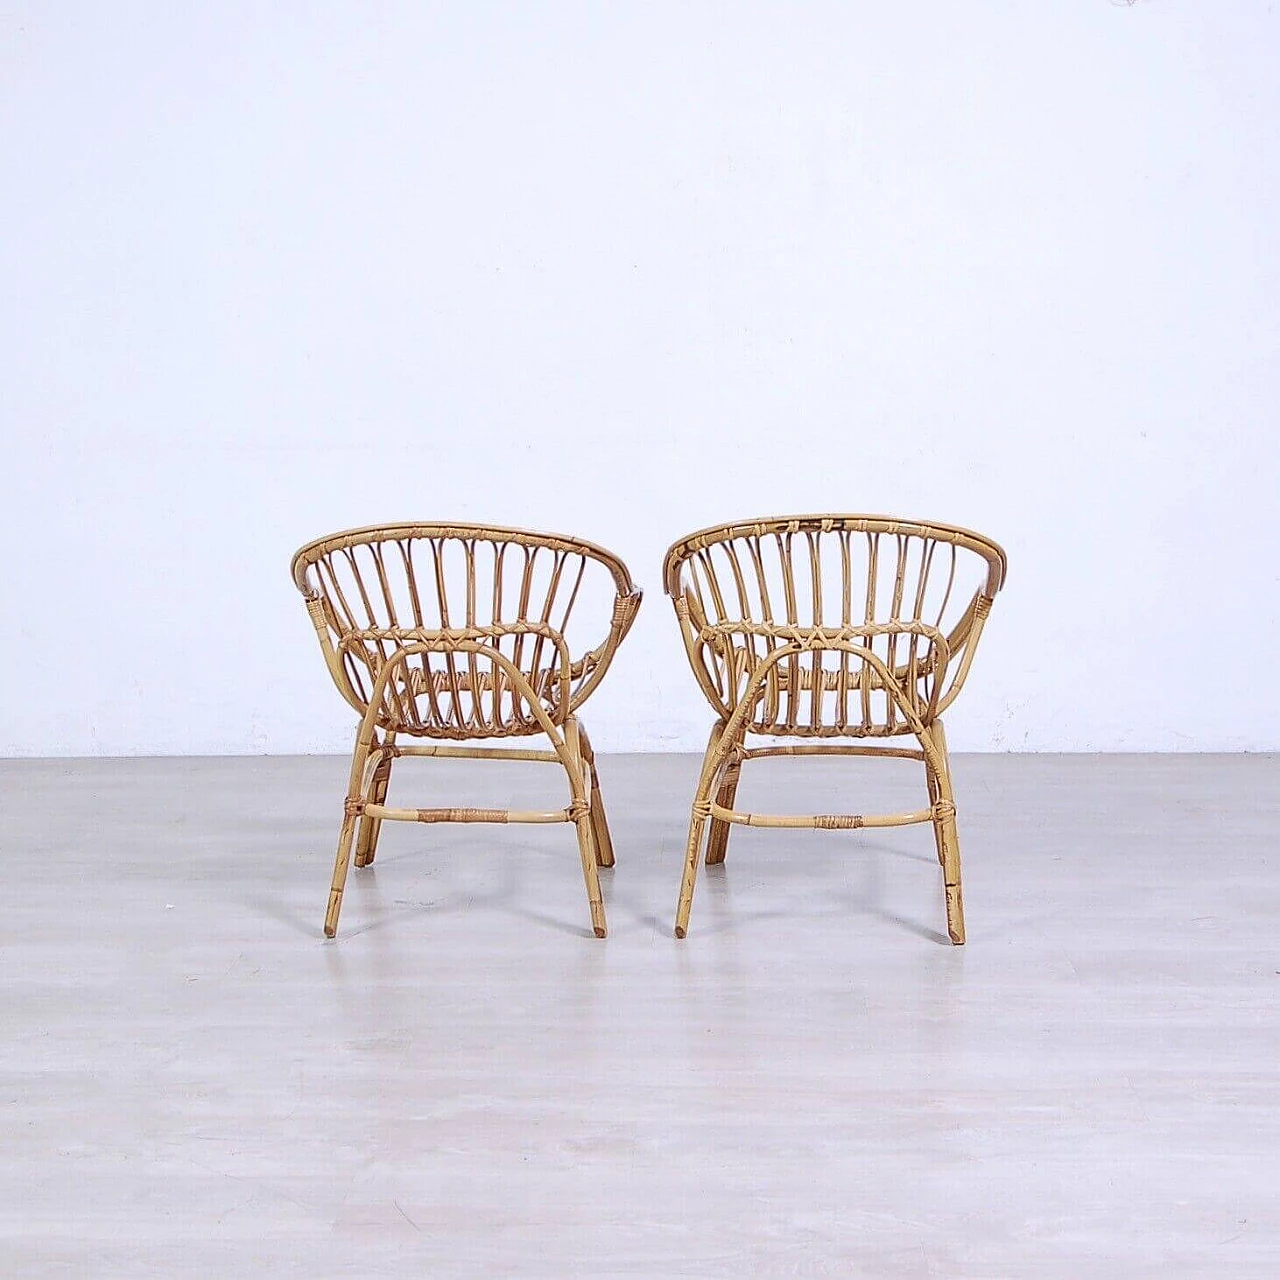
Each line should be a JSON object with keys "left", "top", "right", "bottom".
{"left": 292, "top": 523, "right": 642, "bottom": 938}
{"left": 664, "top": 515, "right": 1006, "bottom": 944}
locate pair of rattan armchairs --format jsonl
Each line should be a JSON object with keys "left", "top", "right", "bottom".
{"left": 292, "top": 517, "right": 1006, "bottom": 944}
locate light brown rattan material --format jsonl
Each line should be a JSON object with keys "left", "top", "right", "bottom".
{"left": 663, "top": 514, "right": 1006, "bottom": 944}
{"left": 292, "top": 523, "right": 642, "bottom": 939}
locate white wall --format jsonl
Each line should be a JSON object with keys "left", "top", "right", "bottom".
{"left": 3, "top": 2, "right": 1277, "bottom": 756}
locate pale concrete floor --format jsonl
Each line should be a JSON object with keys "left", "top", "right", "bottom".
{"left": 2, "top": 752, "right": 1278, "bottom": 1278}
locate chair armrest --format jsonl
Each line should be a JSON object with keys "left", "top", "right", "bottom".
{"left": 566, "top": 587, "right": 643, "bottom": 713}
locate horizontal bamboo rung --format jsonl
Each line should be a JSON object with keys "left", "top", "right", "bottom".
{"left": 380, "top": 745, "right": 561, "bottom": 763}
{"left": 362, "top": 803, "right": 573, "bottom": 825}
{"left": 709, "top": 801, "right": 935, "bottom": 830}
{"left": 741, "top": 744, "right": 926, "bottom": 762}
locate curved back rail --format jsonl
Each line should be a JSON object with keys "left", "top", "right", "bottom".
{"left": 293, "top": 523, "right": 642, "bottom": 739}
{"left": 664, "top": 515, "right": 1005, "bottom": 736}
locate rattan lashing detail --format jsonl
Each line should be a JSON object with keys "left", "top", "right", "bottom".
{"left": 663, "top": 514, "right": 1006, "bottom": 944}
{"left": 292, "top": 522, "right": 641, "bottom": 939}
{"left": 814, "top": 814, "right": 864, "bottom": 830}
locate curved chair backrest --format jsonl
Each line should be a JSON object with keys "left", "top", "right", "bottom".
{"left": 293, "top": 523, "right": 641, "bottom": 737}
{"left": 664, "top": 515, "right": 1005, "bottom": 736}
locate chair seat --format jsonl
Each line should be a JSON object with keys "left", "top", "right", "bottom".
{"left": 720, "top": 645, "right": 936, "bottom": 734}
{"left": 398, "top": 662, "right": 560, "bottom": 702}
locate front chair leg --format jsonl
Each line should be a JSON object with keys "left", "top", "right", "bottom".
{"left": 923, "top": 752, "right": 945, "bottom": 868}
{"left": 577, "top": 721, "right": 615, "bottom": 868}
{"left": 324, "top": 723, "right": 378, "bottom": 938}
{"left": 924, "top": 719, "right": 965, "bottom": 945}
{"left": 675, "top": 720, "right": 726, "bottom": 937}
{"left": 565, "top": 718, "right": 607, "bottom": 938}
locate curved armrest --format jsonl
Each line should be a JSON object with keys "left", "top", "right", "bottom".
{"left": 931, "top": 593, "right": 995, "bottom": 715}
{"left": 566, "top": 587, "right": 643, "bottom": 713}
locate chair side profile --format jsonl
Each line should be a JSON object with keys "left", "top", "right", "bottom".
{"left": 291, "top": 523, "right": 642, "bottom": 939}
{"left": 663, "top": 514, "right": 1006, "bottom": 943}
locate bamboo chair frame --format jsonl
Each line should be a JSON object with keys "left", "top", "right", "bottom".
{"left": 292, "top": 523, "right": 641, "bottom": 939}
{"left": 664, "top": 515, "right": 1006, "bottom": 944}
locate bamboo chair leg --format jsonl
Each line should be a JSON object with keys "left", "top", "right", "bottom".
{"left": 675, "top": 721, "right": 725, "bottom": 938}
{"left": 577, "top": 722, "right": 615, "bottom": 868}
{"left": 565, "top": 719, "right": 607, "bottom": 938}
{"left": 705, "top": 723, "right": 743, "bottom": 865}
{"left": 574, "top": 814, "right": 607, "bottom": 939}
{"left": 354, "top": 733, "right": 396, "bottom": 868}
{"left": 324, "top": 727, "right": 376, "bottom": 939}
{"left": 925, "top": 719, "right": 965, "bottom": 945}
{"left": 924, "top": 753, "right": 945, "bottom": 868}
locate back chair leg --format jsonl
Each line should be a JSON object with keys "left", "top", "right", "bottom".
{"left": 577, "top": 722, "right": 615, "bottom": 868}
{"left": 354, "top": 732, "right": 396, "bottom": 868}
{"left": 925, "top": 719, "right": 966, "bottom": 945}
{"left": 325, "top": 724, "right": 377, "bottom": 939}
{"left": 705, "top": 723, "right": 744, "bottom": 865}
{"left": 565, "top": 719, "right": 607, "bottom": 938}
